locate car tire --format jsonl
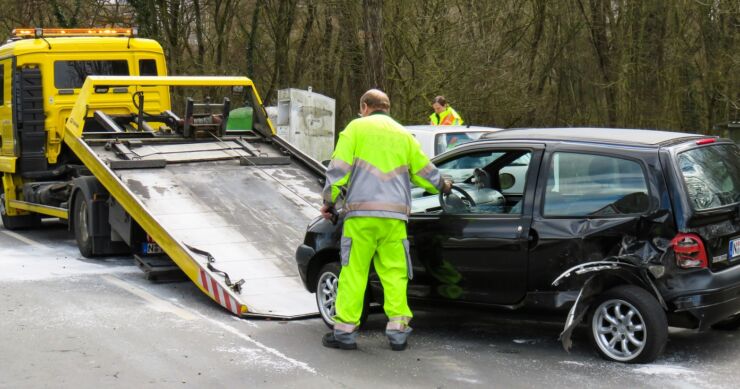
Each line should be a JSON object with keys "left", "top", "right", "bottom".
{"left": 588, "top": 285, "right": 667, "bottom": 364}
{"left": 315, "top": 262, "right": 370, "bottom": 329}
{"left": 72, "top": 192, "right": 94, "bottom": 258}
{"left": 711, "top": 313, "right": 740, "bottom": 331}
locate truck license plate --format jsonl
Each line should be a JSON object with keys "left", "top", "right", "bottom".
{"left": 143, "top": 242, "right": 163, "bottom": 254}
{"left": 731, "top": 237, "right": 740, "bottom": 260}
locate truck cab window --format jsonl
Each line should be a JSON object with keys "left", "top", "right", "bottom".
{"left": 139, "top": 59, "right": 158, "bottom": 76}
{"left": 54, "top": 60, "right": 129, "bottom": 89}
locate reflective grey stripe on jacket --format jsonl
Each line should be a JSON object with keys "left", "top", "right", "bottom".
{"left": 341, "top": 158, "right": 413, "bottom": 220}
{"left": 322, "top": 159, "right": 352, "bottom": 203}
{"left": 416, "top": 162, "right": 445, "bottom": 192}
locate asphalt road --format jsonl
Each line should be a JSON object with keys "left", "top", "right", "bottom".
{"left": 1, "top": 221, "right": 739, "bottom": 388}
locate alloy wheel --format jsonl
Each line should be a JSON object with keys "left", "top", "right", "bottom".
{"left": 592, "top": 299, "right": 647, "bottom": 362}
{"left": 317, "top": 270, "right": 338, "bottom": 326}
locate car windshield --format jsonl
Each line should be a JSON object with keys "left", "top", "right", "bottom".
{"left": 434, "top": 131, "right": 491, "bottom": 155}
{"left": 678, "top": 144, "right": 740, "bottom": 211}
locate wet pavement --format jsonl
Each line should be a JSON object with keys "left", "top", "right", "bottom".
{"left": 1, "top": 221, "right": 739, "bottom": 388}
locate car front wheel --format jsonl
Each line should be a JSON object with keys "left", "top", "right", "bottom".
{"left": 589, "top": 285, "right": 667, "bottom": 364}
{"left": 315, "top": 262, "right": 370, "bottom": 329}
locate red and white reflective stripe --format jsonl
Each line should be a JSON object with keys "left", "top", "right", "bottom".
{"left": 199, "top": 268, "right": 241, "bottom": 315}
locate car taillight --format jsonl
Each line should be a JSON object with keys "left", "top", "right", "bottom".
{"left": 671, "top": 233, "right": 708, "bottom": 269}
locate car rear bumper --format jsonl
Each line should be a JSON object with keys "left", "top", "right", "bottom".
{"left": 295, "top": 244, "right": 315, "bottom": 291}
{"left": 668, "top": 266, "right": 740, "bottom": 330}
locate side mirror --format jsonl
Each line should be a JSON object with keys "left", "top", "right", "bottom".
{"left": 499, "top": 172, "right": 515, "bottom": 190}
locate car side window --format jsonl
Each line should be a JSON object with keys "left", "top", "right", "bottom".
{"left": 543, "top": 152, "right": 650, "bottom": 217}
{"left": 411, "top": 149, "right": 532, "bottom": 215}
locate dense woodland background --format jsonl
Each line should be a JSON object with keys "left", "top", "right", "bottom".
{"left": 0, "top": 0, "right": 737, "bottom": 134}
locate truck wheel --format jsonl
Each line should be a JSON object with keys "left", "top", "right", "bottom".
{"left": 711, "top": 313, "right": 740, "bottom": 331}
{"left": 72, "top": 192, "right": 94, "bottom": 258}
{"left": 589, "top": 285, "right": 667, "bottom": 364}
{"left": 0, "top": 193, "right": 41, "bottom": 230}
{"left": 315, "top": 262, "right": 370, "bottom": 329}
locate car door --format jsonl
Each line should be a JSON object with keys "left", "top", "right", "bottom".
{"left": 528, "top": 146, "right": 660, "bottom": 292}
{"left": 407, "top": 142, "right": 544, "bottom": 305}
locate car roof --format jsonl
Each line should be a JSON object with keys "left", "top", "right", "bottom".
{"left": 405, "top": 125, "right": 503, "bottom": 134}
{"left": 481, "top": 127, "right": 709, "bottom": 147}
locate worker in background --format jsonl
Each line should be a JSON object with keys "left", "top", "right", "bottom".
{"left": 429, "top": 95, "right": 464, "bottom": 126}
{"left": 321, "top": 89, "right": 452, "bottom": 351}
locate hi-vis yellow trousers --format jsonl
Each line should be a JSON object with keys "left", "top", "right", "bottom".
{"left": 334, "top": 217, "right": 413, "bottom": 330}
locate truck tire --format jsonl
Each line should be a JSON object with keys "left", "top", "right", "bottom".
{"left": 315, "top": 262, "right": 370, "bottom": 329}
{"left": 72, "top": 192, "right": 94, "bottom": 258}
{"left": 0, "top": 193, "right": 41, "bottom": 230}
{"left": 588, "top": 285, "right": 667, "bottom": 364}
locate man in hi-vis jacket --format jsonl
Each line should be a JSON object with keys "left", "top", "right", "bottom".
{"left": 321, "top": 89, "right": 451, "bottom": 351}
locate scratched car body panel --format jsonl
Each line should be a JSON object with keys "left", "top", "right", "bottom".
{"left": 296, "top": 127, "right": 740, "bottom": 363}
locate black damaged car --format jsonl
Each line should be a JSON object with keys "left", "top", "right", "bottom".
{"left": 295, "top": 128, "right": 740, "bottom": 363}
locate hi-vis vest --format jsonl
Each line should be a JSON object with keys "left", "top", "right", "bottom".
{"left": 323, "top": 112, "right": 444, "bottom": 221}
{"left": 429, "top": 106, "right": 464, "bottom": 126}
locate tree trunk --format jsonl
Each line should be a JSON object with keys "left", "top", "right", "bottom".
{"left": 192, "top": 0, "right": 206, "bottom": 74}
{"left": 292, "top": 1, "right": 316, "bottom": 85}
{"left": 362, "top": 0, "right": 385, "bottom": 91}
{"left": 579, "top": 0, "right": 617, "bottom": 126}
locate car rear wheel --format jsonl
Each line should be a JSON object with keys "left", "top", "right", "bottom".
{"left": 589, "top": 285, "right": 667, "bottom": 364}
{"left": 315, "top": 262, "right": 370, "bottom": 329}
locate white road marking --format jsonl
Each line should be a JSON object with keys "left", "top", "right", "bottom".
{"left": 193, "top": 310, "right": 317, "bottom": 374}
{"left": 1, "top": 230, "right": 48, "bottom": 249}
{"left": 101, "top": 275, "right": 197, "bottom": 321}
{"left": 102, "top": 275, "right": 314, "bottom": 373}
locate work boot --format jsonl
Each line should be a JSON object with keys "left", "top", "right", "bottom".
{"left": 386, "top": 318, "right": 412, "bottom": 351}
{"left": 322, "top": 332, "right": 357, "bottom": 350}
{"left": 389, "top": 339, "right": 408, "bottom": 351}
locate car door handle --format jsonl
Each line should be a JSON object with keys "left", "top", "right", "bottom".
{"left": 517, "top": 225, "right": 535, "bottom": 241}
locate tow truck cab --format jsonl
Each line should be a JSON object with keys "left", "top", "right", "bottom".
{"left": 0, "top": 28, "right": 170, "bottom": 228}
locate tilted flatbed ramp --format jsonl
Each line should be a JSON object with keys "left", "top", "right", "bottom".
{"left": 99, "top": 141, "right": 322, "bottom": 317}
{"left": 62, "top": 76, "right": 325, "bottom": 318}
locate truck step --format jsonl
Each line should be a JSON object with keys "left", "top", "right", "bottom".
{"left": 133, "top": 254, "right": 188, "bottom": 283}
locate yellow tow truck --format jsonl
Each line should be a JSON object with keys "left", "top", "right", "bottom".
{"left": 0, "top": 28, "right": 325, "bottom": 318}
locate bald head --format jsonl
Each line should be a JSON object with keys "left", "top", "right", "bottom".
{"left": 360, "top": 89, "right": 390, "bottom": 114}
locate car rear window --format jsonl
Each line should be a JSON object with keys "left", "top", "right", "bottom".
{"left": 678, "top": 144, "right": 740, "bottom": 211}
{"left": 544, "top": 152, "right": 650, "bottom": 217}
{"left": 54, "top": 60, "right": 130, "bottom": 89}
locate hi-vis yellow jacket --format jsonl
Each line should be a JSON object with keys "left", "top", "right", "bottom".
{"left": 323, "top": 112, "right": 445, "bottom": 220}
{"left": 429, "top": 106, "right": 464, "bottom": 125}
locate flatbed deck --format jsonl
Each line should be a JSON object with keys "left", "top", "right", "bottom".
{"left": 80, "top": 136, "right": 323, "bottom": 318}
